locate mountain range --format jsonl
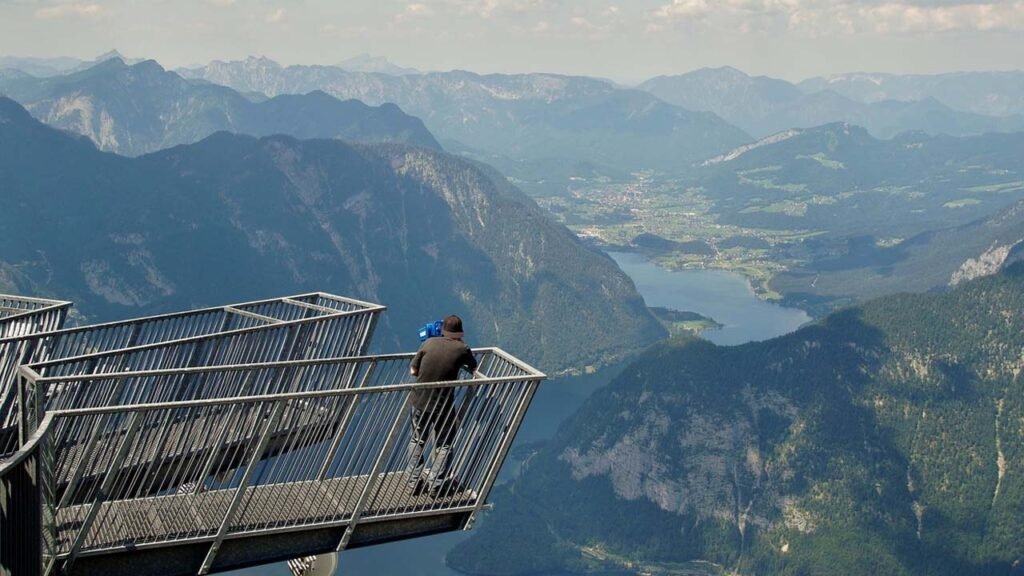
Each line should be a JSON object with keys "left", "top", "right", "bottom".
{"left": 799, "top": 71, "right": 1024, "bottom": 118}
{"left": 0, "top": 58, "right": 440, "bottom": 156}
{"left": 0, "top": 96, "right": 665, "bottom": 372}
{"left": 641, "top": 67, "right": 1024, "bottom": 139}
{"left": 452, "top": 262, "right": 1024, "bottom": 575}
{"left": 0, "top": 55, "right": 83, "bottom": 77}
{"left": 177, "top": 57, "right": 751, "bottom": 179}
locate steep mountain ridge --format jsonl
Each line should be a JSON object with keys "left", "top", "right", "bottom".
{"left": 0, "top": 58, "right": 440, "bottom": 155}
{"left": 452, "top": 264, "right": 1024, "bottom": 575}
{"left": 0, "top": 97, "right": 664, "bottom": 371}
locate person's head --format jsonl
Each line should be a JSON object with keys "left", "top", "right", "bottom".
{"left": 441, "top": 314, "right": 465, "bottom": 339}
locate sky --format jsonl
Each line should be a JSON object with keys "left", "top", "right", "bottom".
{"left": 1, "top": 0, "right": 1023, "bottom": 82}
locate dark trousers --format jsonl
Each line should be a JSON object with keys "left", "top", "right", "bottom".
{"left": 405, "top": 399, "right": 460, "bottom": 484}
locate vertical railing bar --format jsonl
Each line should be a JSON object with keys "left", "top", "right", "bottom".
{"left": 192, "top": 384, "right": 253, "bottom": 494}
{"left": 62, "top": 410, "right": 142, "bottom": 572}
{"left": 366, "top": 380, "right": 411, "bottom": 513}
{"left": 335, "top": 391, "right": 407, "bottom": 551}
{"left": 41, "top": 418, "right": 58, "bottom": 576}
{"left": 198, "top": 399, "right": 287, "bottom": 574}
{"left": 338, "top": 378, "right": 392, "bottom": 515}
{"left": 55, "top": 410, "right": 111, "bottom": 509}
{"left": 464, "top": 377, "right": 542, "bottom": 529}
{"left": 316, "top": 361, "right": 376, "bottom": 481}
{"left": 307, "top": 395, "right": 349, "bottom": 522}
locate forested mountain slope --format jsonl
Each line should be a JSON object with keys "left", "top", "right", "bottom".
{"left": 453, "top": 263, "right": 1024, "bottom": 575}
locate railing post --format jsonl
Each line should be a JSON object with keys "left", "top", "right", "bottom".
{"left": 198, "top": 399, "right": 287, "bottom": 575}
{"left": 63, "top": 411, "right": 143, "bottom": 573}
{"left": 39, "top": 419, "right": 57, "bottom": 576}
{"left": 463, "top": 378, "right": 542, "bottom": 530}
{"left": 17, "top": 366, "right": 43, "bottom": 446}
{"left": 335, "top": 392, "right": 407, "bottom": 551}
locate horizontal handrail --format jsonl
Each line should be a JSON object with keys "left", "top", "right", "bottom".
{"left": 0, "top": 412, "right": 54, "bottom": 474}
{"left": 24, "top": 306, "right": 378, "bottom": 371}
{"left": 0, "top": 293, "right": 381, "bottom": 345}
{"left": 50, "top": 373, "right": 540, "bottom": 416}
{"left": 23, "top": 347, "right": 542, "bottom": 384}
{"left": 0, "top": 301, "right": 71, "bottom": 327}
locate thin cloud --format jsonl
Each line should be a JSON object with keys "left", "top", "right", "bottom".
{"left": 34, "top": 2, "right": 101, "bottom": 19}
{"left": 400, "top": 0, "right": 547, "bottom": 19}
{"left": 398, "top": 2, "right": 434, "bottom": 19}
{"left": 649, "top": 0, "right": 1024, "bottom": 34}
{"left": 856, "top": 2, "right": 1024, "bottom": 33}
{"left": 265, "top": 7, "right": 285, "bottom": 23}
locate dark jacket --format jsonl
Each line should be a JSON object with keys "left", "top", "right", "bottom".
{"left": 409, "top": 336, "right": 478, "bottom": 410}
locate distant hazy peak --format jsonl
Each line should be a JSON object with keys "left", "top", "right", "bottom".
{"left": 94, "top": 49, "right": 125, "bottom": 62}
{"left": 336, "top": 53, "right": 419, "bottom": 76}
{"left": 686, "top": 65, "right": 752, "bottom": 79}
{"left": 91, "top": 49, "right": 145, "bottom": 66}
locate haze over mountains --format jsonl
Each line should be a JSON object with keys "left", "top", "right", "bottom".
{"left": 336, "top": 53, "right": 420, "bottom": 76}
{"left": 177, "top": 56, "right": 751, "bottom": 178}
{"left": 0, "top": 58, "right": 439, "bottom": 156}
{"left": 641, "top": 66, "right": 1024, "bottom": 139}
{"left": 0, "top": 96, "right": 664, "bottom": 372}
{"left": 798, "top": 71, "right": 1024, "bottom": 118}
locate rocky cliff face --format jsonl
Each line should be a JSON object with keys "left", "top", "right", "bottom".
{"left": 0, "top": 97, "right": 664, "bottom": 371}
{"left": 452, "top": 265, "right": 1024, "bottom": 575}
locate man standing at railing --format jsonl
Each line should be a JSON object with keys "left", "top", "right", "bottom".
{"left": 407, "top": 315, "right": 478, "bottom": 497}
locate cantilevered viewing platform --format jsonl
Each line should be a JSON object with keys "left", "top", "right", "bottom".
{"left": 0, "top": 293, "right": 545, "bottom": 576}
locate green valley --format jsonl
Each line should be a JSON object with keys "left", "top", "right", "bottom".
{"left": 531, "top": 124, "right": 1024, "bottom": 311}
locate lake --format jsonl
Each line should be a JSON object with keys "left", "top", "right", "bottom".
{"left": 230, "top": 251, "right": 811, "bottom": 576}
{"left": 608, "top": 251, "right": 810, "bottom": 345}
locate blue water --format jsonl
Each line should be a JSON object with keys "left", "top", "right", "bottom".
{"left": 231, "top": 252, "right": 809, "bottom": 575}
{"left": 608, "top": 251, "right": 810, "bottom": 345}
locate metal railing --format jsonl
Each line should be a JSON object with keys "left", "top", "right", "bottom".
{"left": 0, "top": 295, "right": 72, "bottom": 456}
{"left": 0, "top": 293, "right": 384, "bottom": 457}
{"left": 0, "top": 412, "right": 56, "bottom": 576}
{"left": 19, "top": 349, "right": 543, "bottom": 575}
{"left": 0, "top": 295, "right": 71, "bottom": 329}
